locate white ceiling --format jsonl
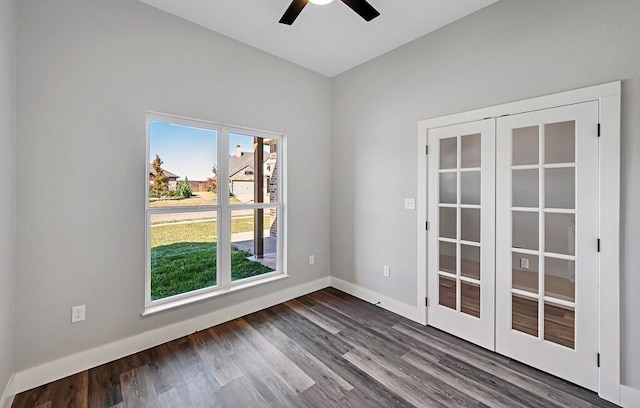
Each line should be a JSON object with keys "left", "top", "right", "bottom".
{"left": 138, "top": 0, "right": 498, "bottom": 77}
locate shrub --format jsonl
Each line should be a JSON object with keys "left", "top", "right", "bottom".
{"left": 177, "top": 177, "right": 192, "bottom": 199}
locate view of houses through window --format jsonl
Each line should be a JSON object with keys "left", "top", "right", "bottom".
{"left": 146, "top": 115, "right": 282, "bottom": 305}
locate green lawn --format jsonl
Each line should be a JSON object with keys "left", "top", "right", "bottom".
{"left": 150, "top": 216, "right": 275, "bottom": 300}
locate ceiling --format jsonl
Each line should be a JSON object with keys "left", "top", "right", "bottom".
{"left": 138, "top": 0, "right": 498, "bottom": 77}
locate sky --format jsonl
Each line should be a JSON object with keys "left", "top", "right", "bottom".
{"left": 149, "top": 121, "right": 269, "bottom": 181}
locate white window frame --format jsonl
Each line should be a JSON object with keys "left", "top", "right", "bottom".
{"left": 144, "top": 112, "right": 287, "bottom": 315}
{"left": 417, "top": 81, "right": 621, "bottom": 404}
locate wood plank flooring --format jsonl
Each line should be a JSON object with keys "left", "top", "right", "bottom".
{"left": 12, "top": 288, "right": 618, "bottom": 408}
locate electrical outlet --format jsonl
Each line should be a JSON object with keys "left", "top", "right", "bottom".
{"left": 309, "top": 255, "right": 315, "bottom": 265}
{"left": 404, "top": 198, "right": 416, "bottom": 210}
{"left": 72, "top": 305, "right": 86, "bottom": 323}
{"left": 383, "top": 265, "right": 390, "bottom": 277}
{"left": 520, "top": 258, "right": 530, "bottom": 270}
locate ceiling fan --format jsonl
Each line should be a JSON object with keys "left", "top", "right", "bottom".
{"left": 279, "top": 0, "right": 380, "bottom": 25}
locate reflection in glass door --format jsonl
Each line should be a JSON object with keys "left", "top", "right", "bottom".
{"left": 428, "top": 119, "right": 495, "bottom": 350}
{"left": 496, "top": 102, "right": 599, "bottom": 391}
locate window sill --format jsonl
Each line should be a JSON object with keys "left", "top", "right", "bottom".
{"left": 142, "top": 273, "right": 289, "bottom": 317}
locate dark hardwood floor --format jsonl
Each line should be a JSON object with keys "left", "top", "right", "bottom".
{"left": 12, "top": 288, "right": 618, "bottom": 408}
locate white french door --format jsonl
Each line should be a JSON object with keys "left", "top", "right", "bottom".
{"left": 427, "top": 102, "right": 600, "bottom": 390}
{"left": 495, "top": 101, "right": 600, "bottom": 391}
{"left": 427, "top": 119, "right": 496, "bottom": 350}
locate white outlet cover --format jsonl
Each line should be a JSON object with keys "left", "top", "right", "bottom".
{"left": 72, "top": 305, "right": 86, "bottom": 323}
{"left": 309, "top": 255, "right": 315, "bottom": 265}
{"left": 383, "top": 266, "right": 390, "bottom": 277}
{"left": 520, "top": 258, "right": 530, "bottom": 269}
{"left": 404, "top": 198, "right": 416, "bottom": 210}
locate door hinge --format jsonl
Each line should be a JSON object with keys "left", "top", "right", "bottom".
{"left": 426, "top": 145, "right": 430, "bottom": 155}
{"left": 425, "top": 297, "right": 429, "bottom": 307}
{"left": 597, "top": 123, "right": 601, "bottom": 137}
{"left": 426, "top": 221, "right": 430, "bottom": 231}
{"left": 597, "top": 238, "right": 601, "bottom": 253}
{"left": 597, "top": 353, "right": 601, "bottom": 368}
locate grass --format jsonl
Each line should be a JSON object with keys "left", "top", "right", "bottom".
{"left": 149, "top": 191, "right": 243, "bottom": 208}
{"left": 150, "top": 216, "right": 275, "bottom": 300}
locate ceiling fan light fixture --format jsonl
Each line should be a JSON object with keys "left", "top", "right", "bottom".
{"left": 309, "top": 0, "right": 334, "bottom": 5}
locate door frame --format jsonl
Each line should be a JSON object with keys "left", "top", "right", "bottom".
{"left": 416, "top": 81, "right": 621, "bottom": 404}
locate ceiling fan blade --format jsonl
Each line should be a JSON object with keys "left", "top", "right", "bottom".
{"left": 279, "top": 0, "right": 309, "bottom": 25}
{"left": 341, "top": 0, "right": 380, "bottom": 21}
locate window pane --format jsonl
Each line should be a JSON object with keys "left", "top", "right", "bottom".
{"left": 439, "top": 173, "right": 457, "bottom": 204}
{"left": 461, "top": 208, "right": 480, "bottom": 243}
{"left": 461, "top": 171, "right": 481, "bottom": 205}
{"left": 150, "top": 211, "right": 218, "bottom": 300}
{"left": 544, "top": 303, "right": 575, "bottom": 349}
{"left": 231, "top": 209, "right": 277, "bottom": 282}
{"left": 149, "top": 121, "right": 218, "bottom": 208}
{"left": 544, "top": 257, "right": 575, "bottom": 302}
{"left": 440, "top": 137, "right": 457, "bottom": 170}
{"left": 439, "top": 241, "right": 456, "bottom": 274}
{"left": 439, "top": 207, "right": 457, "bottom": 239}
{"left": 461, "top": 245, "right": 480, "bottom": 280}
{"left": 512, "top": 169, "right": 539, "bottom": 208}
{"left": 545, "top": 213, "right": 575, "bottom": 256}
{"left": 512, "top": 211, "right": 539, "bottom": 251}
{"left": 545, "top": 121, "right": 575, "bottom": 164}
{"left": 512, "top": 252, "right": 539, "bottom": 294}
{"left": 545, "top": 168, "right": 575, "bottom": 209}
{"left": 461, "top": 282, "right": 480, "bottom": 318}
{"left": 229, "top": 133, "right": 277, "bottom": 205}
{"left": 512, "top": 126, "right": 539, "bottom": 166}
{"left": 512, "top": 295, "right": 538, "bottom": 337}
{"left": 439, "top": 276, "right": 457, "bottom": 310}
{"left": 461, "top": 134, "right": 481, "bottom": 168}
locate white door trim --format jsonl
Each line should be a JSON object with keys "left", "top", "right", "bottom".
{"left": 417, "top": 81, "right": 621, "bottom": 404}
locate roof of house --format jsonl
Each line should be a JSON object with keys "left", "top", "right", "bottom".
{"left": 229, "top": 152, "right": 269, "bottom": 177}
{"left": 149, "top": 164, "right": 179, "bottom": 179}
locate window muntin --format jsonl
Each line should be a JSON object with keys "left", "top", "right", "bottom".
{"left": 146, "top": 114, "right": 284, "bottom": 310}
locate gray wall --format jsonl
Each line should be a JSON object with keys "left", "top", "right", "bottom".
{"left": 331, "top": 0, "right": 640, "bottom": 388}
{"left": 15, "top": 0, "right": 332, "bottom": 371}
{"left": 0, "top": 0, "right": 16, "bottom": 394}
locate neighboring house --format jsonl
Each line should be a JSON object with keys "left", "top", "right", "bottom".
{"left": 149, "top": 164, "right": 180, "bottom": 191}
{"left": 229, "top": 145, "right": 271, "bottom": 197}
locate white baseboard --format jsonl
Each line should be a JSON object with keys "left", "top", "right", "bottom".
{"left": 621, "top": 385, "right": 640, "bottom": 408}
{"left": 10, "top": 276, "right": 331, "bottom": 396}
{"left": 329, "top": 277, "right": 422, "bottom": 323}
{"left": 1, "top": 374, "right": 15, "bottom": 408}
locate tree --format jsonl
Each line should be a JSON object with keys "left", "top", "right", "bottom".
{"left": 151, "top": 154, "right": 168, "bottom": 197}
{"left": 206, "top": 166, "right": 218, "bottom": 193}
{"left": 177, "top": 176, "right": 192, "bottom": 199}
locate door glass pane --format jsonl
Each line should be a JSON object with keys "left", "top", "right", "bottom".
{"left": 512, "top": 295, "right": 538, "bottom": 337}
{"left": 439, "top": 276, "right": 457, "bottom": 310}
{"left": 461, "top": 208, "right": 480, "bottom": 243}
{"left": 513, "top": 126, "right": 539, "bottom": 166}
{"left": 512, "top": 169, "right": 539, "bottom": 208}
{"left": 461, "top": 134, "right": 481, "bottom": 168}
{"left": 545, "top": 168, "right": 575, "bottom": 209}
{"left": 230, "top": 209, "right": 277, "bottom": 282}
{"left": 440, "top": 137, "right": 457, "bottom": 170}
{"left": 439, "top": 242, "right": 456, "bottom": 274}
{"left": 461, "top": 282, "right": 480, "bottom": 318}
{"left": 544, "top": 257, "right": 575, "bottom": 302}
{"left": 461, "top": 171, "right": 481, "bottom": 205}
{"left": 461, "top": 245, "right": 480, "bottom": 280}
{"left": 544, "top": 303, "right": 575, "bottom": 349}
{"left": 150, "top": 211, "right": 218, "bottom": 300}
{"left": 439, "top": 173, "right": 457, "bottom": 204}
{"left": 512, "top": 211, "right": 539, "bottom": 251}
{"left": 439, "top": 207, "right": 457, "bottom": 239}
{"left": 545, "top": 121, "right": 575, "bottom": 164}
{"left": 545, "top": 213, "right": 575, "bottom": 255}
{"left": 512, "top": 252, "right": 539, "bottom": 294}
